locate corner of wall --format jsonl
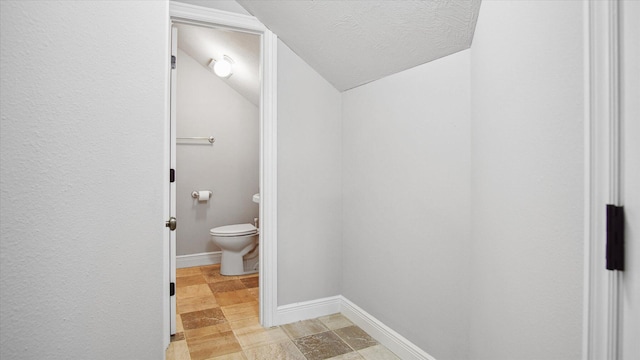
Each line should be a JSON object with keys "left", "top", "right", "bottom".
{"left": 276, "top": 39, "right": 343, "bottom": 305}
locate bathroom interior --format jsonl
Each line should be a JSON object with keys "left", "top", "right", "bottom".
{"left": 175, "top": 23, "right": 261, "bottom": 276}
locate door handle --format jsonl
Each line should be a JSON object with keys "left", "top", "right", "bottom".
{"left": 165, "top": 217, "right": 177, "bottom": 231}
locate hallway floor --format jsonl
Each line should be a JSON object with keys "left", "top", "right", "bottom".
{"left": 166, "top": 264, "right": 399, "bottom": 360}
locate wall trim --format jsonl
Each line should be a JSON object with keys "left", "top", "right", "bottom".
{"left": 583, "top": 1, "right": 622, "bottom": 359}
{"left": 583, "top": 2, "right": 600, "bottom": 358}
{"left": 176, "top": 251, "right": 221, "bottom": 268}
{"left": 275, "top": 296, "right": 436, "bottom": 360}
{"left": 340, "top": 297, "right": 437, "bottom": 360}
{"left": 170, "top": 1, "right": 265, "bottom": 33}
{"left": 258, "top": 28, "right": 278, "bottom": 329}
{"left": 275, "top": 296, "right": 342, "bottom": 326}
{"left": 605, "top": 2, "right": 622, "bottom": 360}
{"left": 163, "top": 0, "right": 171, "bottom": 348}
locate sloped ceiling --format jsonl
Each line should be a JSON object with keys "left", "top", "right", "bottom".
{"left": 237, "top": 0, "right": 481, "bottom": 91}
{"left": 175, "top": 23, "right": 260, "bottom": 106}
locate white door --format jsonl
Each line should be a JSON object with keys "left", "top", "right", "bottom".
{"left": 169, "top": 25, "right": 178, "bottom": 336}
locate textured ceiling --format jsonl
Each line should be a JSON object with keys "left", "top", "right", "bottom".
{"left": 237, "top": 0, "right": 481, "bottom": 91}
{"left": 175, "top": 23, "right": 260, "bottom": 106}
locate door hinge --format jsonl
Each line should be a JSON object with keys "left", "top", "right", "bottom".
{"left": 170, "top": 169, "right": 175, "bottom": 183}
{"left": 606, "top": 204, "right": 624, "bottom": 271}
{"left": 171, "top": 55, "right": 176, "bottom": 70}
{"left": 170, "top": 282, "right": 175, "bottom": 296}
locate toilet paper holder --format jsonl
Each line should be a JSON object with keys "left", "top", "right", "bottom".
{"left": 191, "top": 190, "right": 212, "bottom": 200}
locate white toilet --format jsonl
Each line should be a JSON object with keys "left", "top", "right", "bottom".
{"left": 210, "top": 223, "right": 258, "bottom": 276}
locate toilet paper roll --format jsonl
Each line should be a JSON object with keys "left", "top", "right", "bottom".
{"left": 198, "top": 191, "right": 211, "bottom": 201}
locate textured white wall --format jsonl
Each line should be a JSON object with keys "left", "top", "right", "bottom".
{"left": 277, "top": 40, "right": 343, "bottom": 305}
{"left": 0, "top": 1, "right": 167, "bottom": 359}
{"left": 342, "top": 50, "right": 471, "bottom": 360}
{"left": 176, "top": 49, "right": 259, "bottom": 256}
{"left": 621, "top": 2, "right": 640, "bottom": 359}
{"left": 468, "top": 1, "right": 584, "bottom": 359}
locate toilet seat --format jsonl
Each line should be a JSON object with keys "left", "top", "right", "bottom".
{"left": 210, "top": 223, "right": 257, "bottom": 237}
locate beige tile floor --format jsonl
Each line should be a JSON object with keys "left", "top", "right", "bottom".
{"left": 166, "top": 264, "right": 400, "bottom": 360}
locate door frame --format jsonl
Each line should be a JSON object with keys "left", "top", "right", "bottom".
{"left": 169, "top": 25, "right": 178, "bottom": 337}
{"left": 583, "top": 1, "right": 624, "bottom": 359}
{"left": 163, "top": 2, "right": 278, "bottom": 347}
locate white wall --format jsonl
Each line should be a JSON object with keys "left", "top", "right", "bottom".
{"left": 468, "top": 1, "right": 584, "bottom": 359}
{"left": 277, "top": 40, "right": 343, "bottom": 305}
{"left": 176, "top": 49, "right": 259, "bottom": 256}
{"left": 0, "top": 1, "right": 167, "bottom": 359}
{"left": 0, "top": 2, "right": 605, "bottom": 359}
{"left": 621, "top": 2, "right": 640, "bottom": 359}
{"left": 342, "top": 49, "right": 471, "bottom": 360}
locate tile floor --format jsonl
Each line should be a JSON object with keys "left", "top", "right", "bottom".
{"left": 166, "top": 264, "right": 400, "bottom": 360}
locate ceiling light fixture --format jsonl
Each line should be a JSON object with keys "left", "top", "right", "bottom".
{"left": 209, "top": 55, "right": 234, "bottom": 78}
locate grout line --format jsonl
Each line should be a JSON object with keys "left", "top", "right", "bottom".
{"left": 172, "top": 266, "right": 387, "bottom": 360}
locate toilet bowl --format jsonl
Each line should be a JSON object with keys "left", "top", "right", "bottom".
{"left": 210, "top": 223, "right": 258, "bottom": 276}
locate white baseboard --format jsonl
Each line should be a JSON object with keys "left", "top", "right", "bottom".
{"left": 274, "top": 295, "right": 436, "bottom": 360}
{"left": 275, "top": 295, "right": 342, "bottom": 326}
{"left": 340, "top": 296, "right": 436, "bottom": 360}
{"left": 176, "top": 251, "right": 221, "bottom": 268}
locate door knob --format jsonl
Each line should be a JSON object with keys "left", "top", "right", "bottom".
{"left": 165, "top": 217, "right": 177, "bottom": 231}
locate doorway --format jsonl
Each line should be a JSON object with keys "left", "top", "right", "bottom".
{"left": 165, "top": 3, "right": 278, "bottom": 347}
{"left": 172, "top": 19, "right": 260, "bottom": 328}
{"left": 173, "top": 22, "right": 260, "bottom": 268}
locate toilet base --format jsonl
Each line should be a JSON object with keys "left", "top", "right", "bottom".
{"left": 222, "top": 268, "right": 258, "bottom": 276}
{"left": 242, "top": 252, "right": 259, "bottom": 275}
{"left": 220, "top": 242, "right": 259, "bottom": 276}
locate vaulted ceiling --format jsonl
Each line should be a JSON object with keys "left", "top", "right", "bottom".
{"left": 237, "top": 0, "right": 481, "bottom": 91}
{"left": 175, "top": 0, "right": 482, "bottom": 93}
{"left": 175, "top": 23, "right": 261, "bottom": 106}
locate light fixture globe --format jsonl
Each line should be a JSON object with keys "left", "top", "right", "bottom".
{"left": 211, "top": 55, "right": 234, "bottom": 78}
